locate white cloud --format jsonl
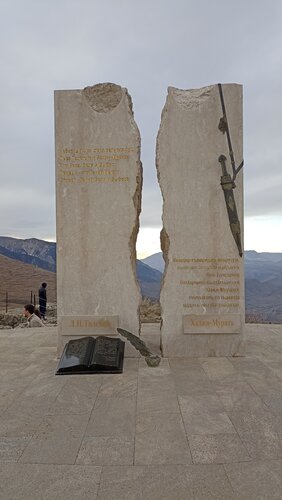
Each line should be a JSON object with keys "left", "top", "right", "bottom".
{"left": 245, "top": 216, "right": 282, "bottom": 252}
{"left": 137, "top": 227, "right": 162, "bottom": 259}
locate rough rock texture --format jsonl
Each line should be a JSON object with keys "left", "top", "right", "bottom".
{"left": 156, "top": 84, "right": 244, "bottom": 357}
{"left": 55, "top": 83, "right": 142, "bottom": 355}
{"left": 0, "top": 314, "right": 25, "bottom": 328}
{"left": 83, "top": 83, "right": 123, "bottom": 113}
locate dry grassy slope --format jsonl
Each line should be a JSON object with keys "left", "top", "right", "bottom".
{"left": 0, "top": 254, "right": 56, "bottom": 309}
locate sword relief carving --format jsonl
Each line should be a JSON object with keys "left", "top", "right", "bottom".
{"left": 218, "top": 83, "right": 243, "bottom": 257}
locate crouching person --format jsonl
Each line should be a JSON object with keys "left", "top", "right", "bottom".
{"left": 23, "top": 304, "right": 44, "bottom": 327}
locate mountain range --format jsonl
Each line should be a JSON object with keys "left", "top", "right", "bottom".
{"left": 0, "top": 236, "right": 161, "bottom": 302}
{"left": 0, "top": 236, "right": 56, "bottom": 272}
{"left": 0, "top": 236, "right": 282, "bottom": 322}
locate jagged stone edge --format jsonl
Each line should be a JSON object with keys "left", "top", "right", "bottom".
{"left": 155, "top": 91, "right": 171, "bottom": 352}
{"left": 125, "top": 89, "right": 143, "bottom": 336}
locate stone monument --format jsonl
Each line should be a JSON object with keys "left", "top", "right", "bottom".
{"left": 55, "top": 83, "right": 142, "bottom": 355}
{"left": 157, "top": 83, "right": 244, "bottom": 357}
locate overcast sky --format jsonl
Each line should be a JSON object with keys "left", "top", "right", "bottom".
{"left": 1, "top": 0, "right": 282, "bottom": 256}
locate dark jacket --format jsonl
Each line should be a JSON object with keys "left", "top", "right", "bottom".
{"left": 39, "top": 286, "right": 47, "bottom": 303}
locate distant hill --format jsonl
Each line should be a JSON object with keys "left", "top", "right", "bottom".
{"left": 244, "top": 251, "right": 282, "bottom": 322}
{"left": 0, "top": 236, "right": 56, "bottom": 272}
{"left": 0, "top": 254, "right": 56, "bottom": 309}
{"left": 141, "top": 252, "right": 164, "bottom": 273}
{"left": 136, "top": 260, "right": 162, "bottom": 300}
{"left": 245, "top": 250, "right": 282, "bottom": 263}
{"left": 244, "top": 251, "right": 282, "bottom": 282}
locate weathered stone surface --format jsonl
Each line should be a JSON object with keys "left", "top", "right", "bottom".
{"left": 55, "top": 83, "right": 142, "bottom": 355}
{"left": 156, "top": 84, "right": 244, "bottom": 356}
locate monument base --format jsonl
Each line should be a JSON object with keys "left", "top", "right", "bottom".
{"left": 161, "top": 328, "right": 245, "bottom": 357}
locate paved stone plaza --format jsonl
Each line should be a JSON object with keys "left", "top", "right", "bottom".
{"left": 1, "top": 324, "right": 282, "bottom": 499}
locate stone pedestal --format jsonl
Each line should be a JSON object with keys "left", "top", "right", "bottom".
{"left": 157, "top": 84, "right": 244, "bottom": 357}
{"left": 55, "top": 83, "right": 142, "bottom": 355}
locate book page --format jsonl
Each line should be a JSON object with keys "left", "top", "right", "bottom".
{"left": 90, "top": 337, "right": 120, "bottom": 368}
{"left": 58, "top": 337, "right": 95, "bottom": 372}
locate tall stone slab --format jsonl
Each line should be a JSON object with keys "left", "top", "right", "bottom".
{"left": 55, "top": 83, "right": 142, "bottom": 355}
{"left": 157, "top": 84, "right": 244, "bottom": 357}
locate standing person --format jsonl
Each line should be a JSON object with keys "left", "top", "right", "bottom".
{"left": 39, "top": 282, "right": 47, "bottom": 320}
{"left": 23, "top": 304, "right": 44, "bottom": 327}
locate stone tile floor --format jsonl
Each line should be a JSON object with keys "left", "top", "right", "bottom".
{"left": 1, "top": 323, "right": 282, "bottom": 499}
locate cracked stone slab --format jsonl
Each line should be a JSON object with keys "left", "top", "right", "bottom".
{"left": 156, "top": 84, "right": 244, "bottom": 357}
{"left": 55, "top": 82, "right": 142, "bottom": 355}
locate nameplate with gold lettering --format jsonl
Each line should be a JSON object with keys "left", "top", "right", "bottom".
{"left": 183, "top": 314, "right": 241, "bottom": 334}
{"left": 61, "top": 316, "right": 119, "bottom": 336}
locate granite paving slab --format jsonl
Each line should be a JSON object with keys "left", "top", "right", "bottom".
{"left": 19, "top": 412, "right": 90, "bottom": 465}
{"left": 85, "top": 397, "right": 136, "bottom": 437}
{"left": 0, "top": 463, "right": 102, "bottom": 500}
{"left": 185, "top": 464, "right": 235, "bottom": 499}
{"left": 0, "top": 406, "right": 47, "bottom": 438}
{"left": 137, "top": 359, "right": 179, "bottom": 413}
{"left": 199, "top": 357, "right": 237, "bottom": 381}
{"left": 97, "top": 464, "right": 235, "bottom": 499}
{"left": 76, "top": 436, "right": 134, "bottom": 466}
{"left": 228, "top": 396, "right": 281, "bottom": 435}
{"left": 137, "top": 385, "right": 180, "bottom": 414}
{"left": 0, "top": 437, "right": 31, "bottom": 462}
{"left": 214, "top": 382, "right": 257, "bottom": 412}
{"left": 188, "top": 433, "right": 251, "bottom": 464}
{"left": 48, "top": 376, "right": 101, "bottom": 415}
{"left": 182, "top": 411, "right": 236, "bottom": 435}
{"left": 225, "top": 459, "right": 282, "bottom": 499}
{"left": 178, "top": 394, "right": 226, "bottom": 414}
{"left": 179, "top": 394, "right": 236, "bottom": 435}
{"left": 258, "top": 389, "right": 282, "bottom": 415}
{"left": 238, "top": 430, "right": 282, "bottom": 460}
{"left": 134, "top": 411, "right": 192, "bottom": 465}
{"left": 98, "top": 373, "right": 138, "bottom": 398}
{"left": 97, "top": 465, "right": 193, "bottom": 500}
